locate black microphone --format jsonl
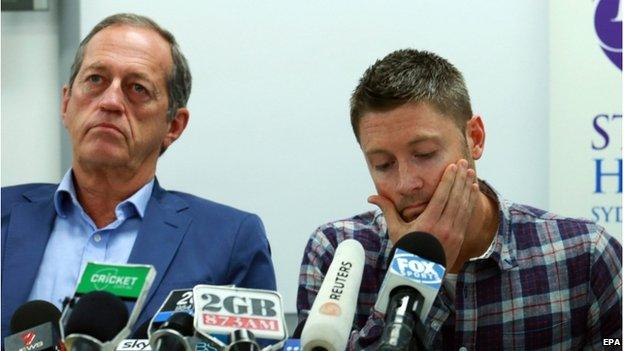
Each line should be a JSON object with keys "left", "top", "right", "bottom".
{"left": 375, "top": 232, "right": 446, "bottom": 351}
{"left": 149, "top": 312, "right": 194, "bottom": 351}
{"left": 129, "top": 320, "right": 150, "bottom": 339}
{"left": 228, "top": 329, "right": 260, "bottom": 351}
{"left": 63, "top": 291, "right": 129, "bottom": 351}
{"left": 291, "top": 318, "right": 306, "bottom": 339}
{"left": 10, "top": 300, "right": 62, "bottom": 335}
{"left": 4, "top": 300, "right": 64, "bottom": 351}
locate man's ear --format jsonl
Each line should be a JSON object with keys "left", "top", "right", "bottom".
{"left": 465, "top": 116, "right": 485, "bottom": 160}
{"left": 61, "top": 85, "right": 70, "bottom": 127}
{"left": 162, "top": 107, "right": 190, "bottom": 150}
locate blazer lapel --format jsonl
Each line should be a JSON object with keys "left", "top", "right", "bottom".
{"left": 2, "top": 188, "right": 56, "bottom": 314}
{"left": 127, "top": 181, "right": 191, "bottom": 308}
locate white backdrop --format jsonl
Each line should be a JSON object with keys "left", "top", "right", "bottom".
{"left": 3, "top": 1, "right": 550, "bottom": 313}
{"left": 1, "top": 3, "right": 62, "bottom": 185}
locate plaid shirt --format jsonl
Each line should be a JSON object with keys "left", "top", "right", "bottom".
{"left": 297, "top": 183, "right": 622, "bottom": 350}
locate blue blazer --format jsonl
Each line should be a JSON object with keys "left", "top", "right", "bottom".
{"left": 1, "top": 181, "right": 277, "bottom": 338}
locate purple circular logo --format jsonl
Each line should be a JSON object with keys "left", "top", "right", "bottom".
{"left": 595, "top": 0, "right": 622, "bottom": 70}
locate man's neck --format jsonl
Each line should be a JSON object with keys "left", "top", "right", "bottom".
{"left": 448, "top": 190, "right": 500, "bottom": 273}
{"left": 71, "top": 163, "right": 154, "bottom": 228}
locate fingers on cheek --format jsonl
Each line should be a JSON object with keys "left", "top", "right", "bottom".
{"left": 445, "top": 163, "right": 457, "bottom": 180}
{"left": 466, "top": 169, "right": 476, "bottom": 185}
{"left": 455, "top": 165, "right": 469, "bottom": 190}
{"left": 462, "top": 171, "right": 476, "bottom": 201}
{"left": 431, "top": 164, "right": 456, "bottom": 207}
{"left": 452, "top": 167, "right": 468, "bottom": 198}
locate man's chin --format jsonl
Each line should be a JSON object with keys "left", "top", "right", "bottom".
{"left": 400, "top": 203, "right": 427, "bottom": 222}
{"left": 78, "top": 149, "right": 129, "bottom": 168}
{"left": 400, "top": 210, "right": 422, "bottom": 223}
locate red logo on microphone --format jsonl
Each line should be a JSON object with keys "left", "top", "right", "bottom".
{"left": 20, "top": 332, "right": 36, "bottom": 346}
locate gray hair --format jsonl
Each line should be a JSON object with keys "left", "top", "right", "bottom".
{"left": 350, "top": 49, "right": 473, "bottom": 143}
{"left": 68, "top": 13, "right": 192, "bottom": 122}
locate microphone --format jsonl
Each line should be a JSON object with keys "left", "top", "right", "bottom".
{"left": 300, "top": 239, "right": 365, "bottom": 351}
{"left": 4, "top": 300, "right": 64, "bottom": 351}
{"left": 144, "top": 288, "right": 226, "bottom": 351}
{"left": 291, "top": 318, "right": 306, "bottom": 338}
{"left": 148, "top": 289, "right": 195, "bottom": 335}
{"left": 113, "top": 339, "right": 151, "bottom": 351}
{"left": 193, "top": 284, "right": 288, "bottom": 348}
{"left": 128, "top": 320, "right": 150, "bottom": 339}
{"left": 59, "top": 262, "right": 156, "bottom": 351}
{"left": 10, "top": 300, "right": 62, "bottom": 335}
{"left": 62, "top": 291, "right": 129, "bottom": 351}
{"left": 228, "top": 329, "right": 260, "bottom": 351}
{"left": 374, "top": 232, "right": 446, "bottom": 350}
{"left": 149, "top": 312, "right": 194, "bottom": 351}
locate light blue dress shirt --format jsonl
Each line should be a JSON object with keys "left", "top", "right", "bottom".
{"left": 28, "top": 169, "right": 155, "bottom": 309}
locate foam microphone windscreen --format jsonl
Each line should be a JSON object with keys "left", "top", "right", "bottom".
{"left": 300, "top": 239, "right": 365, "bottom": 351}
{"left": 388, "top": 231, "right": 446, "bottom": 268}
{"left": 64, "top": 290, "right": 129, "bottom": 342}
{"left": 10, "top": 300, "right": 61, "bottom": 333}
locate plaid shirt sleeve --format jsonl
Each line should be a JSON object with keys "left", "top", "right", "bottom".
{"left": 584, "top": 226, "right": 622, "bottom": 349}
{"left": 297, "top": 227, "right": 331, "bottom": 324}
{"left": 347, "top": 310, "right": 385, "bottom": 350}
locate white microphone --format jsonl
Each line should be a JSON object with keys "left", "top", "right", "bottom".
{"left": 300, "top": 239, "right": 365, "bottom": 351}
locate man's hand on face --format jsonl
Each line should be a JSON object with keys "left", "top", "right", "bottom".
{"left": 368, "top": 159, "right": 478, "bottom": 270}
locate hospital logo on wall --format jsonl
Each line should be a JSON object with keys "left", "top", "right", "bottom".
{"left": 595, "top": 0, "right": 622, "bottom": 70}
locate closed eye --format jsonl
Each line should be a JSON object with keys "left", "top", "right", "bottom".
{"left": 374, "top": 161, "right": 395, "bottom": 171}
{"left": 414, "top": 151, "right": 435, "bottom": 159}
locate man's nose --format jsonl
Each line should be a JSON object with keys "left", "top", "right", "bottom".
{"left": 397, "top": 161, "right": 423, "bottom": 195}
{"left": 98, "top": 80, "right": 125, "bottom": 113}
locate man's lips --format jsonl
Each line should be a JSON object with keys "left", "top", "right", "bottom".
{"left": 91, "top": 123, "right": 124, "bottom": 135}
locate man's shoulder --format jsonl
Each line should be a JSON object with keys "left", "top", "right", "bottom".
{"left": 2, "top": 182, "right": 56, "bottom": 196}
{"left": 159, "top": 188, "right": 257, "bottom": 223}
{"left": 1, "top": 183, "right": 56, "bottom": 212}
{"left": 309, "top": 210, "right": 385, "bottom": 249}
{"left": 315, "top": 209, "right": 380, "bottom": 232}
{"left": 503, "top": 200, "right": 614, "bottom": 254}
{"left": 506, "top": 201, "right": 602, "bottom": 233}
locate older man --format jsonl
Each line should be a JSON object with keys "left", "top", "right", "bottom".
{"left": 297, "top": 49, "right": 621, "bottom": 350}
{"left": 1, "top": 13, "right": 276, "bottom": 338}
